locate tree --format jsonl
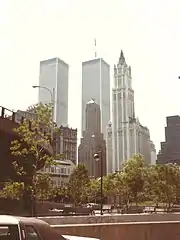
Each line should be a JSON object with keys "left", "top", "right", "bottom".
{"left": 7, "top": 103, "right": 55, "bottom": 215}
{"left": 103, "top": 174, "right": 117, "bottom": 206}
{"left": 34, "top": 173, "right": 53, "bottom": 202}
{"left": 86, "top": 179, "right": 99, "bottom": 203}
{"left": 0, "top": 182, "right": 24, "bottom": 200}
{"left": 147, "top": 164, "right": 180, "bottom": 209}
{"left": 50, "top": 186, "right": 70, "bottom": 203}
{"left": 114, "top": 172, "right": 130, "bottom": 208}
{"left": 122, "top": 154, "right": 145, "bottom": 206}
{"left": 68, "top": 164, "right": 90, "bottom": 206}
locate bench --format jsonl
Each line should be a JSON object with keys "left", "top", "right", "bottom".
{"left": 121, "top": 206, "right": 144, "bottom": 214}
{"left": 144, "top": 206, "right": 155, "bottom": 213}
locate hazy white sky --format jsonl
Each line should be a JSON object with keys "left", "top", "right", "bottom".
{"left": 0, "top": 0, "right": 180, "bottom": 152}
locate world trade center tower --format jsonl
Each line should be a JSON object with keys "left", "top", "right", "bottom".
{"left": 81, "top": 58, "right": 110, "bottom": 139}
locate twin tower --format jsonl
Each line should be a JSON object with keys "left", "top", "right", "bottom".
{"left": 39, "top": 52, "right": 154, "bottom": 177}
{"left": 79, "top": 51, "right": 154, "bottom": 176}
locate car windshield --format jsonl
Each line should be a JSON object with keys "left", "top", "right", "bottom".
{"left": 0, "top": 225, "right": 19, "bottom": 240}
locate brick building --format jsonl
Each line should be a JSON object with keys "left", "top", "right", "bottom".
{"left": 53, "top": 125, "right": 77, "bottom": 165}
{"left": 15, "top": 110, "right": 77, "bottom": 165}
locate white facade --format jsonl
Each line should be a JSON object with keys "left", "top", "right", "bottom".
{"left": 150, "top": 140, "right": 157, "bottom": 164}
{"left": 39, "top": 160, "right": 75, "bottom": 187}
{"left": 39, "top": 58, "right": 69, "bottom": 126}
{"left": 106, "top": 121, "right": 113, "bottom": 174}
{"left": 82, "top": 58, "right": 110, "bottom": 139}
{"left": 110, "top": 51, "right": 151, "bottom": 173}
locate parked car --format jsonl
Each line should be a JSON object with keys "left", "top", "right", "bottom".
{"left": 63, "top": 236, "right": 100, "bottom": 240}
{"left": 0, "top": 215, "right": 100, "bottom": 240}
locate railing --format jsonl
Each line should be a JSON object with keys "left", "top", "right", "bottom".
{"left": 0, "top": 106, "right": 24, "bottom": 123}
{"left": 0, "top": 106, "right": 53, "bottom": 155}
{"left": 0, "top": 105, "right": 50, "bottom": 139}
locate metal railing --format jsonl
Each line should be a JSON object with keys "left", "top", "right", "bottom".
{"left": 0, "top": 105, "right": 50, "bottom": 137}
{"left": 0, "top": 106, "right": 24, "bottom": 123}
{"left": 0, "top": 106, "right": 53, "bottom": 155}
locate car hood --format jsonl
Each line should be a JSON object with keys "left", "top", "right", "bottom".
{"left": 62, "top": 235, "right": 100, "bottom": 240}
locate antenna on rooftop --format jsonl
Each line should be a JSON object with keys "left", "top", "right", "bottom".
{"left": 94, "top": 38, "right": 97, "bottom": 58}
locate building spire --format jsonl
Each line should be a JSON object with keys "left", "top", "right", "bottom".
{"left": 129, "top": 66, "right": 131, "bottom": 77}
{"left": 94, "top": 38, "right": 97, "bottom": 58}
{"left": 119, "top": 50, "right": 126, "bottom": 64}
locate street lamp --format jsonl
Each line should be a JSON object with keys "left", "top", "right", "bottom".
{"left": 92, "top": 135, "right": 95, "bottom": 178}
{"left": 94, "top": 151, "right": 103, "bottom": 215}
{"left": 32, "top": 85, "right": 55, "bottom": 123}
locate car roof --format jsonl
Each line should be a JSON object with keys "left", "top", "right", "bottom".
{"left": 0, "top": 215, "right": 66, "bottom": 240}
{"left": 63, "top": 235, "right": 100, "bottom": 240}
{"left": 0, "top": 215, "right": 20, "bottom": 225}
{"left": 0, "top": 215, "right": 49, "bottom": 226}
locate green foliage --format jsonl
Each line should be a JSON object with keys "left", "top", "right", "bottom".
{"left": 68, "top": 163, "right": 90, "bottom": 206}
{"left": 0, "top": 182, "right": 24, "bottom": 200}
{"left": 10, "top": 103, "right": 54, "bottom": 179}
{"left": 122, "top": 154, "right": 145, "bottom": 205}
{"left": 0, "top": 174, "right": 53, "bottom": 202}
{"left": 34, "top": 173, "right": 53, "bottom": 201}
{"left": 2, "top": 103, "right": 55, "bottom": 214}
{"left": 63, "top": 156, "right": 180, "bottom": 208}
{"left": 86, "top": 179, "right": 99, "bottom": 203}
{"left": 146, "top": 164, "right": 180, "bottom": 208}
{"left": 50, "top": 186, "right": 70, "bottom": 203}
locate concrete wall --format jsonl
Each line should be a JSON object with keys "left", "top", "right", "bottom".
{"left": 52, "top": 221, "right": 180, "bottom": 240}
{"left": 40, "top": 213, "right": 180, "bottom": 225}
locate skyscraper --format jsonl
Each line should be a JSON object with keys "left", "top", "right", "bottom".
{"left": 107, "top": 51, "right": 152, "bottom": 173}
{"left": 157, "top": 115, "right": 180, "bottom": 165}
{"left": 78, "top": 100, "right": 106, "bottom": 177}
{"left": 39, "top": 57, "right": 69, "bottom": 126}
{"left": 82, "top": 58, "right": 110, "bottom": 139}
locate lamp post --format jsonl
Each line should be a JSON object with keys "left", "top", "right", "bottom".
{"left": 94, "top": 151, "right": 103, "bottom": 215}
{"left": 92, "top": 135, "right": 95, "bottom": 178}
{"left": 32, "top": 85, "right": 55, "bottom": 123}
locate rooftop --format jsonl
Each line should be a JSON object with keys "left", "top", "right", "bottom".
{"left": 40, "top": 57, "right": 69, "bottom": 67}
{"left": 82, "top": 58, "right": 110, "bottom": 67}
{"left": 87, "top": 99, "right": 95, "bottom": 104}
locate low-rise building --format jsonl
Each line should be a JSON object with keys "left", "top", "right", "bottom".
{"left": 39, "top": 159, "right": 75, "bottom": 187}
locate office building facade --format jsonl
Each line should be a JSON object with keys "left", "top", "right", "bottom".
{"left": 53, "top": 125, "right": 77, "bottom": 165}
{"left": 157, "top": 115, "right": 180, "bottom": 164}
{"left": 39, "top": 57, "right": 69, "bottom": 126}
{"left": 82, "top": 58, "right": 110, "bottom": 139}
{"left": 78, "top": 100, "right": 106, "bottom": 177}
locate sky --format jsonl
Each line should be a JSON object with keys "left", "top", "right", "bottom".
{"left": 0, "top": 0, "right": 180, "bottom": 152}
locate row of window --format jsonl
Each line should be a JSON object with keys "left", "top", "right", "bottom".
{"left": 41, "top": 166, "right": 71, "bottom": 175}
{"left": 52, "top": 179, "right": 65, "bottom": 186}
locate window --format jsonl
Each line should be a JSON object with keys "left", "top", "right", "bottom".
{"left": 118, "top": 93, "right": 121, "bottom": 100}
{"left": 25, "top": 225, "right": 41, "bottom": 240}
{"left": 61, "top": 167, "right": 66, "bottom": 174}
{"left": 0, "top": 225, "right": 19, "bottom": 239}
